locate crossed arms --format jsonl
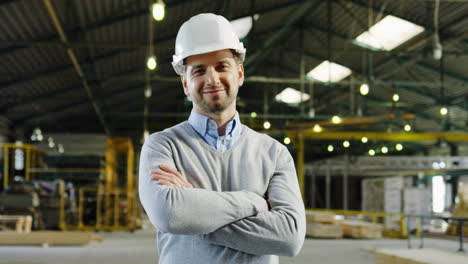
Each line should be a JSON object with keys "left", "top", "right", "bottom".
{"left": 138, "top": 134, "right": 305, "bottom": 256}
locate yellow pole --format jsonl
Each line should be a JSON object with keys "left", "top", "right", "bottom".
{"left": 59, "top": 191, "right": 66, "bottom": 230}
{"left": 105, "top": 138, "right": 115, "bottom": 227}
{"left": 127, "top": 140, "right": 134, "bottom": 227}
{"left": 296, "top": 132, "right": 305, "bottom": 201}
{"left": 400, "top": 218, "right": 407, "bottom": 238}
{"left": 3, "top": 146, "right": 9, "bottom": 188}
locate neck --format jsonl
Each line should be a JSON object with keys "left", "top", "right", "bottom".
{"left": 194, "top": 106, "right": 236, "bottom": 136}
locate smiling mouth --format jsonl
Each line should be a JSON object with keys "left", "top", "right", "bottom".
{"left": 202, "top": 89, "right": 224, "bottom": 94}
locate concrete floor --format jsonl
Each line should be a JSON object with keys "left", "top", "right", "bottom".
{"left": 0, "top": 228, "right": 466, "bottom": 264}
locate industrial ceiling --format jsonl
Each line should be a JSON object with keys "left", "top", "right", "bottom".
{"left": 1, "top": 0, "right": 467, "bottom": 156}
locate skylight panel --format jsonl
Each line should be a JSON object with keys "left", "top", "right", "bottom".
{"left": 306, "top": 60, "right": 352, "bottom": 83}
{"left": 230, "top": 14, "right": 259, "bottom": 39}
{"left": 354, "top": 15, "right": 425, "bottom": 51}
{"left": 275, "top": 87, "right": 310, "bottom": 105}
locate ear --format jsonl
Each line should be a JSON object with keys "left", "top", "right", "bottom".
{"left": 180, "top": 74, "right": 189, "bottom": 96}
{"left": 238, "top": 64, "right": 244, "bottom": 87}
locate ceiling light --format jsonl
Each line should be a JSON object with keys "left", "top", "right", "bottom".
{"left": 440, "top": 107, "right": 448, "bottom": 116}
{"left": 58, "top": 144, "right": 64, "bottom": 154}
{"left": 152, "top": 1, "right": 165, "bottom": 21}
{"left": 48, "top": 137, "right": 55, "bottom": 148}
{"left": 439, "top": 161, "right": 446, "bottom": 169}
{"left": 361, "top": 137, "right": 368, "bottom": 143}
{"left": 327, "top": 145, "right": 334, "bottom": 152}
{"left": 404, "top": 124, "right": 411, "bottom": 132}
{"left": 331, "top": 115, "right": 342, "bottom": 124}
{"left": 145, "top": 85, "right": 152, "bottom": 98}
{"left": 313, "top": 124, "right": 322, "bottom": 133}
{"left": 283, "top": 137, "right": 291, "bottom": 145}
{"left": 381, "top": 146, "right": 388, "bottom": 154}
{"left": 360, "top": 83, "right": 369, "bottom": 95}
{"left": 306, "top": 60, "right": 352, "bottom": 83}
{"left": 144, "top": 129, "right": 150, "bottom": 140}
{"left": 343, "top": 141, "right": 350, "bottom": 148}
{"left": 368, "top": 149, "right": 376, "bottom": 156}
{"left": 354, "top": 15, "right": 424, "bottom": 51}
{"left": 250, "top": 112, "right": 257, "bottom": 118}
{"left": 30, "top": 134, "right": 36, "bottom": 141}
{"left": 263, "top": 121, "right": 271, "bottom": 130}
{"left": 392, "top": 93, "right": 399, "bottom": 102}
{"left": 147, "top": 56, "right": 157, "bottom": 70}
{"left": 395, "top": 143, "right": 403, "bottom": 151}
{"left": 230, "top": 14, "right": 259, "bottom": 39}
{"left": 275, "top": 87, "right": 310, "bottom": 105}
{"left": 37, "top": 134, "right": 43, "bottom": 141}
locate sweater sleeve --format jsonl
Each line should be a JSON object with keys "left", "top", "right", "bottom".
{"left": 201, "top": 145, "right": 306, "bottom": 257}
{"left": 139, "top": 133, "right": 269, "bottom": 235}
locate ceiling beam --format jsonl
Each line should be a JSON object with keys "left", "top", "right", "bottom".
{"left": 0, "top": 0, "right": 314, "bottom": 99}
{"left": 42, "top": 0, "right": 111, "bottom": 135}
{"left": 245, "top": 0, "right": 321, "bottom": 74}
{"left": 0, "top": 0, "right": 308, "bottom": 56}
{"left": 0, "top": 66, "right": 143, "bottom": 114}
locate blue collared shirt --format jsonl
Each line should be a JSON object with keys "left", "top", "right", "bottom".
{"left": 188, "top": 110, "right": 243, "bottom": 153}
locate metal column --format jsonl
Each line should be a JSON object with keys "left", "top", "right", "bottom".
{"left": 326, "top": 161, "right": 331, "bottom": 209}
{"left": 343, "top": 155, "right": 349, "bottom": 210}
{"left": 296, "top": 132, "right": 305, "bottom": 201}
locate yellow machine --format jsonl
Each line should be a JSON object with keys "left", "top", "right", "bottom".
{"left": 61, "top": 137, "right": 141, "bottom": 231}
{"left": 1, "top": 139, "right": 141, "bottom": 232}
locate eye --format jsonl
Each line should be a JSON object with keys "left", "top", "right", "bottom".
{"left": 193, "top": 69, "right": 205, "bottom": 76}
{"left": 216, "top": 64, "right": 229, "bottom": 71}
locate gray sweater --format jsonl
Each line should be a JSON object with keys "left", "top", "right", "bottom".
{"left": 139, "top": 121, "right": 305, "bottom": 264}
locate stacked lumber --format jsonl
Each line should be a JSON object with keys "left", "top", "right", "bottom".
{"left": 447, "top": 182, "right": 468, "bottom": 236}
{"left": 342, "top": 220, "right": 382, "bottom": 239}
{"left": 305, "top": 211, "right": 343, "bottom": 238}
{"left": 374, "top": 248, "right": 468, "bottom": 264}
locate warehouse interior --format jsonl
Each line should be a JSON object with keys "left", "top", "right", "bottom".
{"left": 0, "top": 0, "right": 467, "bottom": 263}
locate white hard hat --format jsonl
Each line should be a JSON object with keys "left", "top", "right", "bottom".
{"left": 172, "top": 13, "right": 246, "bottom": 75}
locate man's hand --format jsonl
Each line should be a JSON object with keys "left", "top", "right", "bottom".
{"left": 151, "top": 164, "right": 193, "bottom": 188}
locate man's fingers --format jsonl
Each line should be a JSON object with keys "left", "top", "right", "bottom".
{"left": 159, "top": 164, "right": 185, "bottom": 181}
{"left": 152, "top": 170, "right": 187, "bottom": 185}
{"left": 152, "top": 174, "right": 182, "bottom": 187}
{"left": 152, "top": 171, "right": 192, "bottom": 188}
{"left": 153, "top": 167, "right": 191, "bottom": 186}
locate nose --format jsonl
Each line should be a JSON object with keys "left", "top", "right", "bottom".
{"left": 205, "top": 67, "right": 220, "bottom": 87}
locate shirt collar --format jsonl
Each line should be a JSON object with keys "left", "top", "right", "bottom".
{"left": 188, "top": 110, "right": 242, "bottom": 138}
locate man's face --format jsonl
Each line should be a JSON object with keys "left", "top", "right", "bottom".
{"left": 181, "top": 49, "right": 244, "bottom": 115}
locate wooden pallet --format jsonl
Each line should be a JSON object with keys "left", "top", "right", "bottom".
{"left": 0, "top": 215, "right": 32, "bottom": 233}
{"left": 342, "top": 220, "right": 383, "bottom": 239}
{"left": 306, "top": 211, "right": 336, "bottom": 224}
{"left": 306, "top": 222, "right": 343, "bottom": 238}
{"left": 0, "top": 231, "right": 102, "bottom": 247}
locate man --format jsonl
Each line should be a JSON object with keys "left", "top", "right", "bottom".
{"left": 139, "top": 13, "right": 305, "bottom": 264}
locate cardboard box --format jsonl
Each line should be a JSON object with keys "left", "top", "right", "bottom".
{"left": 403, "top": 188, "right": 432, "bottom": 230}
